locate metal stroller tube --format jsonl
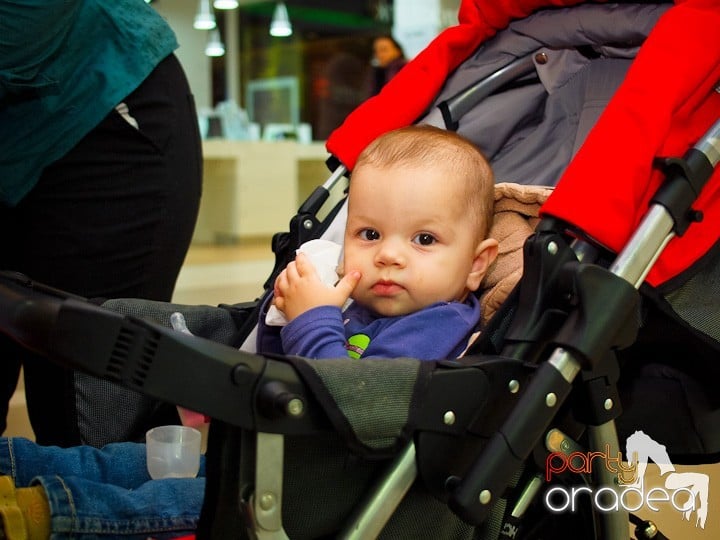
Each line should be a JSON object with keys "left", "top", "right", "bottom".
{"left": 587, "top": 118, "right": 720, "bottom": 538}
{"left": 338, "top": 443, "right": 418, "bottom": 539}
{"left": 608, "top": 207, "right": 675, "bottom": 288}
{"left": 696, "top": 118, "right": 720, "bottom": 166}
{"left": 612, "top": 118, "right": 720, "bottom": 289}
{"left": 423, "top": 54, "right": 537, "bottom": 131}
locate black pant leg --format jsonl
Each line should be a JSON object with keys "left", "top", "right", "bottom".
{"left": 0, "top": 54, "right": 202, "bottom": 445}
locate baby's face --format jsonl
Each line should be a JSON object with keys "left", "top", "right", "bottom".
{"left": 343, "top": 163, "right": 485, "bottom": 317}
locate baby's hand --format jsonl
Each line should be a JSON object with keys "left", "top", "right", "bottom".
{"left": 273, "top": 252, "right": 360, "bottom": 321}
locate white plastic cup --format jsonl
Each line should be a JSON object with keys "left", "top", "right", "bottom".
{"left": 146, "top": 425, "right": 202, "bottom": 479}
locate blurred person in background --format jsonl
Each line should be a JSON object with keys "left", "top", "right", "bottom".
{"left": 315, "top": 42, "right": 368, "bottom": 140}
{"left": 365, "top": 34, "right": 407, "bottom": 98}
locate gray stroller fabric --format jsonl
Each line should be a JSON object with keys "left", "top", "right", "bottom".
{"left": 296, "top": 357, "right": 423, "bottom": 452}
{"left": 73, "top": 371, "right": 174, "bottom": 447}
{"left": 274, "top": 356, "right": 525, "bottom": 539}
{"left": 102, "top": 298, "right": 240, "bottom": 344}
{"left": 663, "top": 245, "right": 720, "bottom": 345}
{"left": 277, "top": 431, "right": 479, "bottom": 540}
{"left": 421, "top": 3, "right": 670, "bottom": 187}
{"left": 76, "top": 299, "right": 241, "bottom": 447}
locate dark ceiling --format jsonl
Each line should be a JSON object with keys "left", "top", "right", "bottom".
{"left": 240, "top": 1, "right": 392, "bottom": 32}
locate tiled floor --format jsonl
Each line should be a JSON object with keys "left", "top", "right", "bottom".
{"left": 171, "top": 240, "right": 274, "bottom": 306}
{"left": 2, "top": 239, "right": 275, "bottom": 441}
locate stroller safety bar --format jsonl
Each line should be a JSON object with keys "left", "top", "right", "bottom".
{"left": 423, "top": 54, "right": 537, "bottom": 131}
{"left": 0, "top": 273, "right": 331, "bottom": 434}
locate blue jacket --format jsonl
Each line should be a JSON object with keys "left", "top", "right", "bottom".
{"left": 258, "top": 295, "right": 481, "bottom": 361}
{"left": 0, "top": 0, "right": 178, "bottom": 206}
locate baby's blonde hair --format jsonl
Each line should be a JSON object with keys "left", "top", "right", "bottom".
{"left": 354, "top": 125, "right": 495, "bottom": 239}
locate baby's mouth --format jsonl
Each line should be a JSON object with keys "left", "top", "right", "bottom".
{"left": 371, "top": 280, "right": 404, "bottom": 296}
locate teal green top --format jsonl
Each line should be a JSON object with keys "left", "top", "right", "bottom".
{"left": 0, "top": 0, "right": 179, "bottom": 206}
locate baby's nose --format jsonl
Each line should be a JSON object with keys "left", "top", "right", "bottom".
{"left": 375, "top": 239, "right": 406, "bottom": 266}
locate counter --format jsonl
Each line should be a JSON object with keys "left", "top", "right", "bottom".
{"left": 193, "top": 140, "right": 332, "bottom": 243}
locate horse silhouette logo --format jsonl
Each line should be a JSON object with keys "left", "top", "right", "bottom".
{"left": 625, "top": 430, "right": 709, "bottom": 529}
{"left": 544, "top": 430, "right": 710, "bottom": 529}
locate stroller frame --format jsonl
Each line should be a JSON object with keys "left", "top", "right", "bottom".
{"left": 0, "top": 120, "right": 716, "bottom": 539}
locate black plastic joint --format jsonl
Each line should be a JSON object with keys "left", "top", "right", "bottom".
{"left": 652, "top": 150, "right": 712, "bottom": 236}
{"left": 553, "top": 263, "right": 639, "bottom": 369}
{"left": 438, "top": 101, "right": 459, "bottom": 131}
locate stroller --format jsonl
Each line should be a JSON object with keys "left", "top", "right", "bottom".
{"left": 2, "top": 0, "right": 720, "bottom": 538}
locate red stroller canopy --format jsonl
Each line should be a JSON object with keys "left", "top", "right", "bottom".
{"left": 540, "top": 0, "right": 720, "bottom": 287}
{"left": 326, "top": 0, "right": 720, "bottom": 287}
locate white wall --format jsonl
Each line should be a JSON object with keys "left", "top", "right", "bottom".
{"left": 153, "top": 0, "right": 213, "bottom": 110}
{"left": 393, "top": 0, "right": 460, "bottom": 58}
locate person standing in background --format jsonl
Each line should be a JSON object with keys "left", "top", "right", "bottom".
{"left": 315, "top": 47, "right": 368, "bottom": 140}
{"left": 0, "top": 0, "right": 203, "bottom": 447}
{"left": 365, "top": 34, "right": 407, "bottom": 98}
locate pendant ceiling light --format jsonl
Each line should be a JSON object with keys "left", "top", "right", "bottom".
{"left": 193, "top": 0, "right": 216, "bottom": 30}
{"left": 213, "top": 0, "right": 239, "bottom": 8}
{"left": 205, "top": 28, "right": 225, "bottom": 57}
{"left": 269, "top": 2, "right": 292, "bottom": 37}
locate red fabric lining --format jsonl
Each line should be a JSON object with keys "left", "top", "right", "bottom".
{"left": 540, "top": 0, "right": 720, "bottom": 286}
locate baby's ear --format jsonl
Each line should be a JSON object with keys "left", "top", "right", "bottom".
{"left": 466, "top": 238, "right": 499, "bottom": 292}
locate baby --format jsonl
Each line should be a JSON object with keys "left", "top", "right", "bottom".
{"left": 261, "top": 124, "right": 498, "bottom": 360}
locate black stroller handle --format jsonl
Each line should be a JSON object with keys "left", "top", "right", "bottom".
{"left": 0, "top": 271, "right": 331, "bottom": 435}
{"left": 449, "top": 253, "right": 640, "bottom": 527}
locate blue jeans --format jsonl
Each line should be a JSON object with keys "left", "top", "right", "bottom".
{"left": 0, "top": 437, "right": 205, "bottom": 539}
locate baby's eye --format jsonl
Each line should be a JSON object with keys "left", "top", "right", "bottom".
{"left": 359, "top": 228, "right": 380, "bottom": 241}
{"left": 413, "top": 233, "right": 437, "bottom": 246}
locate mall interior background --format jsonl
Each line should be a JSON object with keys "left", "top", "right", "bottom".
{"left": 152, "top": 0, "right": 461, "bottom": 141}
{"left": 6, "top": 2, "right": 720, "bottom": 537}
